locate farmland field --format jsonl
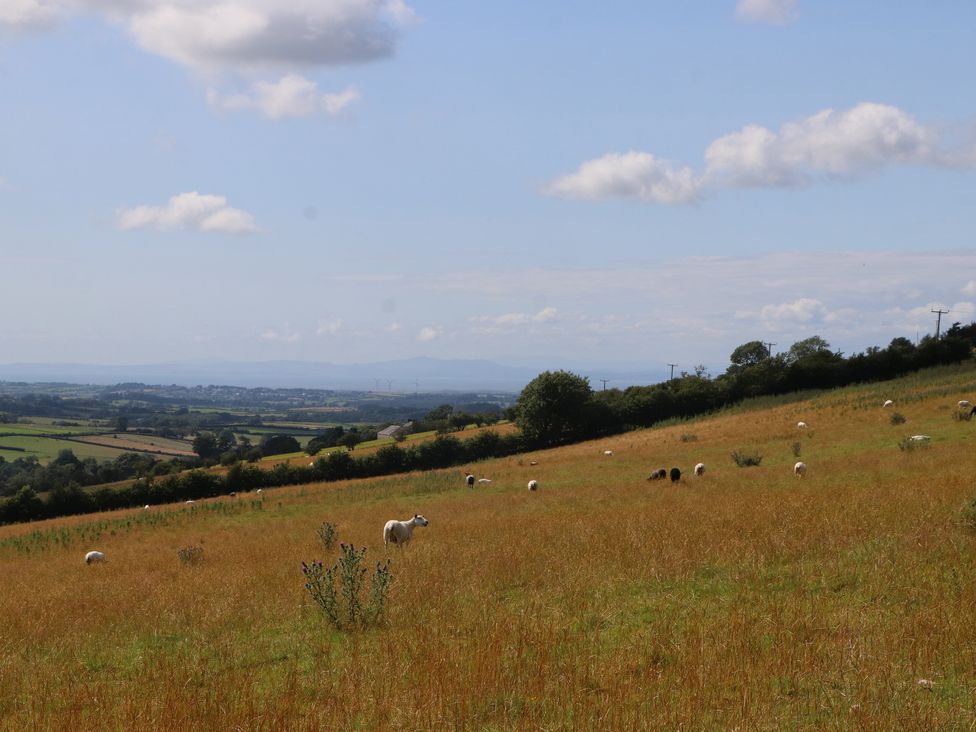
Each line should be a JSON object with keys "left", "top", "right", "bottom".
{"left": 0, "top": 435, "right": 147, "bottom": 464}
{"left": 70, "top": 434, "right": 196, "bottom": 457}
{"left": 2, "top": 365, "right": 976, "bottom": 728}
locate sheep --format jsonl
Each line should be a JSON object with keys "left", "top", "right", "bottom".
{"left": 256, "top": 489, "right": 263, "bottom": 494}
{"left": 477, "top": 478, "right": 492, "bottom": 484}
{"left": 527, "top": 479, "right": 538, "bottom": 491}
{"left": 465, "top": 473, "right": 475, "bottom": 487}
{"left": 85, "top": 550, "right": 106, "bottom": 564}
{"left": 694, "top": 463, "right": 705, "bottom": 476}
{"left": 794, "top": 461, "right": 807, "bottom": 477}
{"left": 883, "top": 399, "right": 894, "bottom": 408}
{"left": 529, "top": 460, "right": 538, "bottom": 466}
{"left": 143, "top": 505, "right": 150, "bottom": 511}
{"left": 603, "top": 450, "right": 614, "bottom": 456}
{"left": 647, "top": 468, "right": 667, "bottom": 480}
{"left": 670, "top": 467, "right": 681, "bottom": 483}
{"left": 185, "top": 500, "right": 195, "bottom": 505}
{"left": 383, "top": 514, "right": 429, "bottom": 548}
{"left": 797, "top": 421, "right": 808, "bottom": 429}
{"left": 910, "top": 435, "right": 930, "bottom": 441}
{"left": 959, "top": 400, "right": 971, "bottom": 409}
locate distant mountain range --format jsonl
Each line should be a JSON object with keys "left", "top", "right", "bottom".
{"left": 0, "top": 358, "right": 667, "bottom": 392}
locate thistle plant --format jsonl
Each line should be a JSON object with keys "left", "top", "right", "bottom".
{"left": 303, "top": 543, "right": 393, "bottom": 630}
{"left": 317, "top": 521, "right": 338, "bottom": 550}
{"left": 177, "top": 545, "right": 204, "bottom": 565}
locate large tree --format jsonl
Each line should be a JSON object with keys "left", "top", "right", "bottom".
{"left": 514, "top": 370, "right": 593, "bottom": 446}
{"left": 728, "top": 340, "right": 770, "bottom": 371}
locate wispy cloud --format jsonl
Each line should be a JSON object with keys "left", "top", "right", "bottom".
{"left": 417, "top": 326, "right": 442, "bottom": 342}
{"left": 316, "top": 318, "right": 343, "bottom": 336}
{"left": 116, "top": 192, "right": 258, "bottom": 234}
{"left": 0, "top": 0, "right": 57, "bottom": 29}
{"left": 259, "top": 327, "right": 302, "bottom": 343}
{"left": 209, "top": 77, "right": 360, "bottom": 120}
{"left": 735, "top": 0, "right": 798, "bottom": 25}
{"left": 545, "top": 103, "right": 976, "bottom": 205}
{"left": 469, "top": 307, "right": 559, "bottom": 334}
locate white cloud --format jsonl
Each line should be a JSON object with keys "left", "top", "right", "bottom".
{"left": 735, "top": 0, "right": 798, "bottom": 25}
{"left": 259, "top": 327, "right": 301, "bottom": 343}
{"left": 544, "top": 151, "right": 701, "bottom": 204}
{"left": 417, "top": 326, "right": 441, "bottom": 342}
{"left": 316, "top": 318, "right": 343, "bottom": 336}
{"left": 760, "top": 298, "right": 828, "bottom": 325}
{"left": 116, "top": 191, "right": 258, "bottom": 234}
{"left": 209, "top": 76, "right": 359, "bottom": 119}
{"left": 963, "top": 281, "right": 976, "bottom": 296}
{"left": 108, "top": 0, "right": 412, "bottom": 73}
{"left": 547, "top": 103, "right": 975, "bottom": 205}
{"left": 0, "top": 0, "right": 58, "bottom": 28}
{"left": 469, "top": 307, "right": 559, "bottom": 334}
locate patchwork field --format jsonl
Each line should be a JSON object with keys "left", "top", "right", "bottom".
{"left": 2, "top": 364, "right": 976, "bottom": 728}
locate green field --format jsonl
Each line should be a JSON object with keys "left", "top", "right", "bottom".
{"left": 0, "top": 435, "right": 143, "bottom": 463}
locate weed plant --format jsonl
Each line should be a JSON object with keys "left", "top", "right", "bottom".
{"left": 731, "top": 450, "right": 763, "bottom": 467}
{"left": 177, "top": 545, "right": 204, "bottom": 565}
{"left": 303, "top": 543, "right": 392, "bottom": 631}
{"left": 889, "top": 412, "right": 907, "bottom": 425}
{"left": 317, "top": 521, "right": 337, "bottom": 550}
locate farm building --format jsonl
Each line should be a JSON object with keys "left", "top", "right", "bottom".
{"left": 377, "top": 421, "right": 414, "bottom": 439}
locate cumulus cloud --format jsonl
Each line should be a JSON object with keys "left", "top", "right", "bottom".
{"left": 0, "top": 0, "right": 59, "bottom": 28}
{"left": 760, "top": 298, "right": 828, "bottom": 325}
{"left": 417, "top": 326, "right": 441, "bottom": 342}
{"left": 116, "top": 191, "right": 258, "bottom": 234}
{"left": 544, "top": 152, "right": 701, "bottom": 204}
{"left": 735, "top": 0, "right": 798, "bottom": 25}
{"left": 546, "top": 103, "right": 975, "bottom": 205}
{"left": 209, "top": 76, "right": 359, "bottom": 119}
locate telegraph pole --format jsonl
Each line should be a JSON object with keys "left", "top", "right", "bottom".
{"left": 599, "top": 379, "right": 610, "bottom": 391}
{"left": 931, "top": 308, "right": 950, "bottom": 339}
{"left": 762, "top": 341, "right": 777, "bottom": 358}
{"left": 667, "top": 363, "right": 677, "bottom": 381}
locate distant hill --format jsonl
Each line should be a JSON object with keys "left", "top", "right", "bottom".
{"left": 0, "top": 358, "right": 664, "bottom": 392}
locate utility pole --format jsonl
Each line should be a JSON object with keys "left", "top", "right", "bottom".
{"left": 931, "top": 308, "right": 950, "bottom": 339}
{"left": 599, "top": 379, "right": 609, "bottom": 391}
{"left": 762, "top": 341, "right": 777, "bottom": 358}
{"left": 667, "top": 363, "right": 677, "bottom": 381}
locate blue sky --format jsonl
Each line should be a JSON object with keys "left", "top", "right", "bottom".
{"left": 1, "top": 0, "right": 975, "bottom": 380}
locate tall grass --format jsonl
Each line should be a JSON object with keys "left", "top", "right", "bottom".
{"left": 1, "top": 367, "right": 976, "bottom": 728}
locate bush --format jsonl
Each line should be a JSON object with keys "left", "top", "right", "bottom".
{"left": 889, "top": 412, "right": 907, "bottom": 425}
{"left": 731, "top": 450, "right": 763, "bottom": 467}
{"left": 317, "top": 521, "right": 337, "bottom": 550}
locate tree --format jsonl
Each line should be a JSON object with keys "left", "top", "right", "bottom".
{"left": 336, "top": 432, "right": 363, "bottom": 451}
{"left": 514, "top": 370, "right": 593, "bottom": 446}
{"left": 728, "top": 341, "right": 769, "bottom": 371}
{"left": 785, "top": 336, "right": 834, "bottom": 364}
{"left": 259, "top": 434, "right": 302, "bottom": 457}
{"left": 192, "top": 432, "right": 220, "bottom": 460}
{"left": 114, "top": 415, "right": 129, "bottom": 432}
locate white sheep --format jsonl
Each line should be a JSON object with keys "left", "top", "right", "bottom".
{"left": 185, "top": 499, "right": 195, "bottom": 505}
{"left": 143, "top": 505, "right": 150, "bottom": 511}
{"left": 797, "top": 421, "right": 808, "bottom": 429}
{"left": 959, "top": 400, "right": 971, "bottom": 409}
{"left": 529, "top": 461, "right": 538, "bottom": 466}
{"left": 383, "top": 514, "right": 429, "bottom": 548}
{"left": 883, "top": 399, "right": 894, "bottom": 408}
{"left": 794, "top": 461, "right": 807, "bottom": 477}
{"left": 603, "top": 450, "right": 614, "bottom": 456}
{"left": 527, "top": 479, "right": 538, "bottom": 491}
{"left": 910, "top": 435, "right": 931, "bottom": 441}
{"left": 477, "top": 478, "right": 492, "bottom": 484}
{"left": 256, "top": 489, "right": 263, "bottom": 494}
{"left": 694, "top": 463, "right": 705, "bottom": 476}
{"left": 465, "top": 473, "right": 475, "bottom": 487}
{"left": 85, "top": 550, "right": 106, "bottom": 564}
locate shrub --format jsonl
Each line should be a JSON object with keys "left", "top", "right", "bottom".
{"left": 177, "top": 544, "right": 204, "bottom": 565}
{"left": 317, "top": 521, "right": 337, "bottom": 550}
{"left": 302, "top": 543, "right": 392, "bottom": 631}
{"left": 791, "top": 441, "right": 802, "bottom": 458}
{"left": 731, "top": 450, "right": 763, "bottom": 467}
{"left": 889, "top": 412, "right": 907, "bottom": 425}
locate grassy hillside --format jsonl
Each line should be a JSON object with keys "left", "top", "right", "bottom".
{"left": 1, "top": 363, "right": 975, "bottom": 728}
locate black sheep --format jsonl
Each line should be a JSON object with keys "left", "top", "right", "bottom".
{"left": 670, "top": 467, "right": 681, "bottom": 482}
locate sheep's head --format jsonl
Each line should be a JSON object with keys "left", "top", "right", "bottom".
{"left": 414, "top": 514, "right": 429, "bottom": 526}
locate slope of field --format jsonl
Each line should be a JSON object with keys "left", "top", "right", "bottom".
{"left": 69, "top": 433, "right": 196, "bottom": 457}
{"left": 1, "top": 364, "right": 975, "bottom": 728}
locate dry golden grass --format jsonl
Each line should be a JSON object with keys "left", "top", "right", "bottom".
{"left": 2, "top": 364, "right": 976, "bottom": 729}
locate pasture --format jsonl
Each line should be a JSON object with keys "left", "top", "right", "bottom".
{"left": 2, "top": 365, "right": 976, "bottom": 728}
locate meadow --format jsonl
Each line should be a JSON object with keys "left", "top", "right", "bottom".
{"left": 2, "top": 365, "right": 976, "bottom": 729}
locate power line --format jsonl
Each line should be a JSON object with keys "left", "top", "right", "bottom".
{"left": 931, "top": 308, "right": 950, "bottom": 339}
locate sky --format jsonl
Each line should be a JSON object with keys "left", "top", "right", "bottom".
{"left": 1, "top": 0, "right": 975, "bottom": 381}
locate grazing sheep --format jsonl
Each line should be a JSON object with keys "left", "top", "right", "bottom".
{"left": 185, "top": 500, "right": 195, "bottom": 505}
{"left": 694, "top": 463, "right": 705, "bottom": 476}
{"left": 797, "top": 421, "right": 808, "bottom": 429}
{"left": 670, "top": 467, "right": 681, "bottom": 483}
{"left": 229, "top": 492, "right": 236, "bottom": 497}
{"left": 794, "top": 461, "right": 807, "bottom": 477}
{"left": 143, "top": 505, "right": 150, "bottom": 511}
{"left": 465, "top": 473, "right": 475, "bottom": 487}
{"left": 959, "top": 400, "right": 971, "bottom": 409}
{"left": 910, "top": 435, "right": 931, "bottom": 442}
{"left": 85, "top": 550, "right": 106, "bottom": 564}
{"left": 529, "top": 460, "right": 538, "bottom": 466}
{"left": 883, "top": 399, "right": 894, "bottom": 408}
{"left": 477, "top": 478, "right": 492, "bottom": 484}
{"left": 647, "top": 468, "right": 667, "bottom": 481}
{"left": 603, "top": 450, "right": 614, "bottom": 456}
{"left": 383, "top": 514, "right": 429, "bottom": 548}
{"left": 527, "top": 479, "right": 538, "bottom": 491}
{"left": 256, "top": 489, "right": 263, "bottom": 494}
